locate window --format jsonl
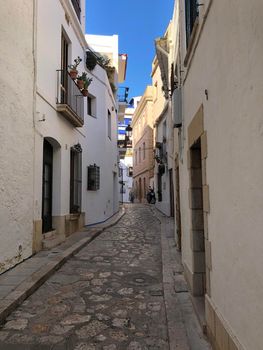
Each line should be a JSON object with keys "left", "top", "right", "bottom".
{"left": 87, "top": 164, "right": 100, "bottom": 191}
{"left": 185, "top": 0, "right": 198, "bottom": 46}
{"left": 87, "top": 95, "right": 96, "bottom": 117}
{"left": 135, "top": 151, "right": 137, "bottom": 165}
{"left": 154, "top": 81, "right": 158, "bottom": 101}
{"left": 107, "top": 110, "right": 111, "bottom": 139}
{"left": 128, "top": 167, "right": 133, "bottom": 177}
{"left": 163, "top": 121, "right": 167, "bottom": 141}
{"left": 70, "top": 144, "right": 82, "bottom": 213}
{"left": 143, "top": 142, "right": 146, "bottom": 160}
{"left": 139, "top": 147, "right": 141, "bottom": 163}
{"left": 71, "top": 0, "right": 81, "bottom": 21}
{"left": 61, "top": 31, "right": 69, "bottom": 104}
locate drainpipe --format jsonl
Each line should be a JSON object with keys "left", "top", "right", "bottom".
{"left": 32, "top": 0, "right": 38, "bottom": 248}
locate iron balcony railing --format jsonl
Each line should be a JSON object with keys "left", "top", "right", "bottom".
{"left": 56, "top": 70, "right": 84, "bottom": 124}
{"left": 117, "top": 139, "right": 132, "bottom": 149}
{"left": 117, "top": 87, "right": 129, "bottom": 104}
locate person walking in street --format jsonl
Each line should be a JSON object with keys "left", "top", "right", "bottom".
{"left": 129, "top": 189, "right": 135, "bottom": 203}
{"left": 146, "top": 186, "right": 156, "bottom": 204}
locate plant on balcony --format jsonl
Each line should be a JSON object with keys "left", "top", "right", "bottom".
{"left": 86, "top": 51, "right": 98, "bottom": 71}
{"left": 82, "top": 77, "right": 93, "bottom": 96}
{"left": 68, "top": 56, "right": 82, "bottom": 79}
{"left": 96, "top": 55, "right": 111, "bottom": 68}
{"left": 110, "top": 82, "right": 117, "bottom": 94}
{"left": 76, "top": 72, "right": 87, "bottom": 89}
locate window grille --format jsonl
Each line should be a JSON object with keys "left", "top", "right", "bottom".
{"left": 87, "top": 164, "right": 100, "bottom": 191}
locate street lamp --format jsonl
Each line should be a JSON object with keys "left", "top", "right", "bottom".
{"left": 125, "top": 124, "right": 132, "bottom": 139}
{"left": 125, "top": 124, "right": 132, "bottom": 148}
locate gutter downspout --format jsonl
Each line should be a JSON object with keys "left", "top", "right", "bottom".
{"left": 32, "top": 0, "right": 38, "bottom": 252}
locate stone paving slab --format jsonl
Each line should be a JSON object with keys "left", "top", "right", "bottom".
{"left": 0, "top": 205, "right": 169, "bottom": 349}
{"left": 0, "top": 205, "right": 211, "bottom": 349}
{"left": 152, "top": 207, "right": 211, "bottom": 350}
{"left": 0, "top": 208, "right": 125, "bottom": 325}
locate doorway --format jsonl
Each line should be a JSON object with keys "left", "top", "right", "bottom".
{"left": 175, "top": 164, "right": 182, "bottom": 250}
{"left": 138, "top": 178, "right": 142, "bottom": 202}
{"left": 61, "top": 30, "right": 69, "bottom": 104}
{"left": 190, "top": 139, "right": 206, "bottom": 296}
{"left": 42, "top": 139, "right": 53, "bottom": 233}
{"left": 169, "top": 169, "right": 175, "bottom": 217}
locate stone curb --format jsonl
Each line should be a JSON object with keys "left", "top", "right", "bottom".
{"left": 0, "top": 208, "right": 126, "bottom": 325}
{"left": 151, "top": 208, "right": 190, "bottom": 350}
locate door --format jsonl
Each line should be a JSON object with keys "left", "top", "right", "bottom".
{"left": 169, "top": 169, "right": 175, "bottom": 217}
{"left": 42, "top": 140, "right": 53, "bottom": 233}
{"left": 175, "top": 163, "right": 182, "bottom": 250}
{"left": 61, "top": 31, "right": 69, "bottom": 104}
{"left": 138, "top": 178, "right": 142, "bottom": 202}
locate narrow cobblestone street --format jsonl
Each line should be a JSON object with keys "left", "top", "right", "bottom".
{"left": 0, "top": 205, "right": 209, "bottom": 350}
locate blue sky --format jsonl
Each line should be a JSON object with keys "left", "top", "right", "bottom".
{"left": 85, "top": 0, "right": 175, "bottom": 99}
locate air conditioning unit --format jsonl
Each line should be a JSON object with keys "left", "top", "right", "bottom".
{"left": 172, "top": 88, "right": 182, "bottom": 128}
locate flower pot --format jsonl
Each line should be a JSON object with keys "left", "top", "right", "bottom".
{"left": 77, "top": 79, "right": 84, "bottom": 89}
{"left": 82, "top": 89, "right": 88, "bottom": 96}
{"left": 69, "top": 69, "right": 78, "bottom": 79}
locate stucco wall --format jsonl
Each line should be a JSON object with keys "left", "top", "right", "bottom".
{"left": 179, "top": 0, "right": 263, "bottom": 349}
{"left": 83, "top": 63, "right": 119, "bottom": 225}
{"left": 34, "top": 0, "right": 87, "bottom": 222}
{"left": 133, "top": 126, "right": 154, "bottom": 180}
{"left": 0, "top": 0, "right": 34, "bottom": 272}
{"left": 155, "top": 115, "right": 172, "bottom": 217}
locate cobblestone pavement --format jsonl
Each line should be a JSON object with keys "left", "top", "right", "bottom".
{"left": 0, "top": 205, "right": 171, "bottom": 350}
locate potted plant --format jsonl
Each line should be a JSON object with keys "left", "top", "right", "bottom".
{"left": 96, "top": 55, "right": 111, "bottom": 68}
{"left": 68, "top": 56, "right": 82, "bottom": 79}
{"left": 82, "top": 77, "right": 93, "bottom": 96}
{"left": 86, "top": 51, "right": 98, "bottom": 71}
{"left": 110, "top": 82, "right": 117, "bottom": 94}
{"left": 76, "top": 72, "right": 87, "bottom": 89}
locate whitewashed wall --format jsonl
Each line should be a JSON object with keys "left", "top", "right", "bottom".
{"left": 0, "top": 0, "right": 34, "bottom": 272}
{"left": 82, "top": 61, "right": 119, "bottom": 225}
{"left": 34, "top": 0, "right": 87, "bottom": 221}
{"left": 155, "top": 113, "right": 171, "bottom": 216}
{"left": 119, "top": 158, "right": 133, "bottom": 203}
{"left": 179, "top": 1, "right": 263, "bottom": 349}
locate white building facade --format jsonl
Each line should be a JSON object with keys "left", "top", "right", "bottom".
{"left": 174, "top": 0, "right": 263, "bottom": 349}
{"left": 84, "top": 34, "right": 127, "bottom": 225}
{"left": 33, "top": 0, "right": 88, "bottom": 250}
{"left": 118, "top": 97, "right": 141, "bottom": 203}
{"left": 0, "top": 0, "right": 125, "bottom": 272}
{"left": 152, "top": 8, "right": 180, "bottom": 218}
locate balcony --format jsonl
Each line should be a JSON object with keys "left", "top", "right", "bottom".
{"left": 118, "top": 138, "right": 132, "bottom": 159}
{"left": 117, "top": 87, "right": 129, "bottom": 122}
{"left": 118, "top": 54, "right": 128, "bottom": 83}
{"left": 71, "top": 0, "right": 81, "bottom": 21}
{"left": 56, "top": 70, "right": 84, "bottom": 127}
